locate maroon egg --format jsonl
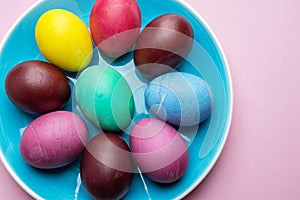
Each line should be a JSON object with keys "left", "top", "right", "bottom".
{"left": 80, "top": 133, "right": 134, "bottom": 199}
{"left": 5, "top": 60, "right": 71, "bottom": 114}
{"left": 134, "top": 14, "right": 194, "bottom": 80}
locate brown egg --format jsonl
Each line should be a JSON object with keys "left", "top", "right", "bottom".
{"left": 5, "top": 60, "right": 71, "bottom": 114}
{"left": 134, "top": 14, "right": 194, "bottom": 80}
{"left": 80, "top": 133, "right": 134, "bottom": 200}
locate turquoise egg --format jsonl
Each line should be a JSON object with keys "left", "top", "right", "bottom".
{"left": 75, "top": 65, "right": 134, "bottom": 131}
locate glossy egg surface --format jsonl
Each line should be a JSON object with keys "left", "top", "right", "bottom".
{"left": 5, "top": 60, "right": 71, "bottom": 114}
{"left": 35, "top": 9, "right": 93, "bottom": 72}
{"left": 134, "top": 14, "right": 194, "bottom": 79}
{"left": 80, "top": 133, "right": 134, "bottom": 199}
{"left": 75, "top": 65, "right": 134, "bottom": 131}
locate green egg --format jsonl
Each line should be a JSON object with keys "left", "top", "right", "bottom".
{"left": 75, "top": 65, "right": 134, "bottom": 131}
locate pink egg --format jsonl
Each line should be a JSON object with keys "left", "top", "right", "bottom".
{"left": 130, "top": 118, "right": 189, "bottom": 183}
{"left": 20, "top": 111, "right": 89, "bottom": 169}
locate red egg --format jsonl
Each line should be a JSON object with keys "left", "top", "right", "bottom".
{"left": 5, "top": 60, "right": 71, "bottom": 114}
{"left": 90, "top": 0, "right": 141, "bottom": 57}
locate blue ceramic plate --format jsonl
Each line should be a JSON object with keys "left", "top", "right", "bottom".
{"left": 0, "top": 0, "right": 233, "bottom": 199}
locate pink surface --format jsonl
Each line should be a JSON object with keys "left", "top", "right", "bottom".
{"left": 20, "top": 111, "right": 88, "bottom": 169}
{"left": 1, "top": 0, "right": 300, "bottom": 199}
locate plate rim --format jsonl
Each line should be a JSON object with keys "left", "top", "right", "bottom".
{"left": 0, "top": 0, "right": 233, "bottom": 199}
{"left": 175, "top": 0, "right": 234, "bottom": 199}
{"left": 172, "top": 1, "right": 233, "bottom": 198}
{"left": 0, "top": 1, "right": 46, "bottom": 199}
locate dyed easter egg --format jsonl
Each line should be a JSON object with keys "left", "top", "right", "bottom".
{"left": 35, "top": 9, "right": 93, "bottom": 72}
{"left": 75, "top": 65, "right": 134, "bottom": 131}
{"left": 90, "top": 0, "right": 141, "bottom": 57}
{"left": 130, "top": 118, "right": 189, "bottom": 183}
{"left": 20, "top": 111, "right": 89, "bottom": 169}
{"left": 145, "top": 72, "right": 213, "bottom": 126}
{"left": 134, "top": 14, "right": 194, "bottom": 80}
{"left": 5, "top": 60, "right": 71, "bottom": 114}
{"left": 80, "top": 133, "right": 134, "bottom": 199}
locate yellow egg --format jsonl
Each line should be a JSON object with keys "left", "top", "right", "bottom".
{"left": 35, "top": 9, "right": 93, "bottom": 72}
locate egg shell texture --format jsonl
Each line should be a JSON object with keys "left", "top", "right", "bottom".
{"left": 20, "top": 111, "right": 89, "bottom": 169}
{"left": 134, "top": 14, "right": 194, "bottom": 79}
{"left": 35, "top": 9, "right": 93, "bottom": 72}
{"left": 90, "top": 0, "right": 141, "bottom": 57}
{"left": 130, "top": 118, "right": 189, "bottom": 183}
{"left": 80, "top": 133, "right": 134, "bottom": 199}
{"left": 75, "top": 65, "right": 134, "bottom": 131}
{"left": 5, "top": 60, "right": 71, "bottom": 114}
{"left": 145, "top": 72, "right": 213, "bottom": 126}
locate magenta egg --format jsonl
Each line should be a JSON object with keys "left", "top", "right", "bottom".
{"left": 20, "top": 111, "right": 89, "bottom": 169}
{"left": 130, "top": 118, "right": 189, "bottom": 183}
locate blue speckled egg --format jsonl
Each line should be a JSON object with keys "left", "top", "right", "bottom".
{"left": 145, "top": 72, "right": 214, "bottom": 126}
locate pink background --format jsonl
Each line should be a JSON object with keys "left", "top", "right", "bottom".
{"left": 1, "top": 0, "right": 300, "bottom": 199}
